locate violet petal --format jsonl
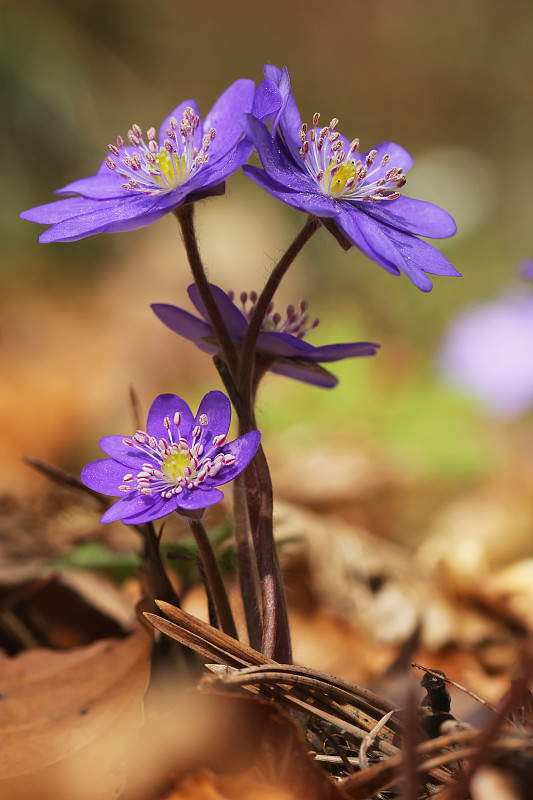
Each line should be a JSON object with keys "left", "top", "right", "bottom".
{"left": 243, "top": 165, "right": 339, "bottom": 217}
{"left": 270, "top": 359, "right": 338, "bottom": 388}
{"left": 81, "top": 458, "right": 127, "bottom": 495}
{"left": 187, "top": 284, "right": 249, "bottom": 337}
{"left": 202, "top": 79, "right": 255, "bottom": 160}
{"left": 151, "top": 303, "right": 215, "bottom": 348}
{"left": 146, "top": 394, "right": 195, "bottom": 442}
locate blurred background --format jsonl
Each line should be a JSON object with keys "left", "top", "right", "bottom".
{"left": 2, "top": 0, "right": 533, "bottom": 576}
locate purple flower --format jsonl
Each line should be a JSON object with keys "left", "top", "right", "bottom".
{"left": 518, "top": 259, "right": 533, "bottom": 281}
{"left": 20, "top": 80, "right": 255, "bottom": 242}
{"left": 241, "top": 66, "right": 459, "bottom": 292}
{"left": 438, "top": 289, "right": 533, "bottom": 418}
{"left": 81, "top": 391, "right": 261, "bottom": 524}
{"left": 152, "top": 283, "right": 379, "bottom": 388}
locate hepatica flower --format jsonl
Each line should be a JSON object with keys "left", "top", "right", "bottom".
{"left": 152, "top": 283, "right": 379, "bottom": 388}
{"left": 241, "top": 66, "right": 459, "bottom": 292}
{"left": 21, "top": 80, "right": 255, "bottom": 242}
{"left": 81, "top": 391, "right": 261, "bottom": 524}
{"left": 438, "top": 289, "right": 533, "bottom": 418}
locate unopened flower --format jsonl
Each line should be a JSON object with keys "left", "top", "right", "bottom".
{"left": 438, "top": 289, "right": 533, "bottom": 418}
{"left": 21, "top": 80, "right": 255, "bottom": 242}
{"left": 241, "top": 65, "right": 459, "bottom": 292}
{"left": 152, "top": 283, "right": 379, "bottom": 388}
{"left": 81, "top": 391, "right": 261, "bottom": 524}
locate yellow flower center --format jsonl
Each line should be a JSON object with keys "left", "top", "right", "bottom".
{"left": 161, "top": 451, "right": 192, "bottom": 482}
{"left": 326, "top": 159, "right": 359, "bottom": 197}
{"left": 154, "top": 150, "right": 188, "bottom": 188}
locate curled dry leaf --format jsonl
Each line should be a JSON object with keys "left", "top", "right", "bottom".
{"left": 0, "top": 629, "right": 151, "bottom": 800}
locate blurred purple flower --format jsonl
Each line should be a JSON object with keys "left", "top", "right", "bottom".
{"left": 21, "top": 80, "right": 255, "bottom": 242}
{"left": 438, "top": 289, "right": 533, "bottom": 417}
{"left": 81, "top": 391, "right": 261, "bottom": 524}
{"left": 152, "top": 283, "right": 379, "bottom": 388}
{"left": 240, "top": 65, "right": 459, "bottom": 292}
{"left": 518, "top": 259, "right": 533, "bottom": 281}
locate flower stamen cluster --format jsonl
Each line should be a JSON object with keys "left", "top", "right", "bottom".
{"left": 227, "top": 290, "right": 319, "bottom": 338}
{"left": 298, "top": 112, "right": 406, "bottom": 203}
{"left": 105, "top": 109, "right": 216, "bottom": 198}
{"left": 120, "top": 411, "right": 234, "bottom": 500}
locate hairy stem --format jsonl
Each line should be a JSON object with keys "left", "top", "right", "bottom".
{"left": 188, "top": 517, "right": 238, "bottom": 640}
{"left": 233, "top": 476, "right": 263, "bottom": 650}
{"left": 213, "top": 355, "right": 263, "bottom": 650}
{"left": 244, "top": 448, "right": 292, "bottom": 662}
{"left": 238, "top": 214, "right": 320, "bottom": 410}
{"left": 174, "top": 205, "right": 239, "bottom": 380}
{"left": 140, "top": 521, "right": 182, "bottom": 609}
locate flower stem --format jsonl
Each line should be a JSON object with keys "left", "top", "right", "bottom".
{"left": 213, "top": 355, "right": 263, "bottom": 650}
{"left": 187, "top": 517, "right": 238, "bottom": 640}
{"left": 139, "top": 521, "right": 182, "bottom": 609}
{"left": 238, "top": 214, "right": 320, "bottom": 410}
{"left": 233, "top": 476, "right": 263, "bottom": 651}
{"left": 174, "top": 205, "right": 239, "bottom": 380}
{"left": 244, "top": 447, "right": 292, "bottom": 663}
{"left": 214, "top": 354, "right": 290, "bottom": 660}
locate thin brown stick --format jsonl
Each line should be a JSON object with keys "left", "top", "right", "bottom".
{"left": 22, "top": 455, "right": 107, "bottom": 505}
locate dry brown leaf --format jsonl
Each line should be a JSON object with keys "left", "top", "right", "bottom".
{"left": 0, "top": 628, "right": 151, "bottom": 800}
{"left": 0, "top": 567, "right": 137, "bottom": 651}
{"left": 274, "top": 500, "right": 437, "bottom": 651}
{"left": 125, "top": 690, "right": 349, "bottom": 800}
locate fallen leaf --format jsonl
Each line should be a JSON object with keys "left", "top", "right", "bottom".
{"left": 0, "top": 628, "right": 151, "bottom": 800}
{"left": 125, "top": 690, "right": 349, "bottom": 800}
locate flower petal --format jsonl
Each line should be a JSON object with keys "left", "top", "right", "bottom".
{"left": 21, "top": 196, "right": 120, "bottom": 225}
{"left": 81, "top": 458, "right": 127, "bottom": 495}
{"left": 251, "top": 78, "right": 283, "bottom": 124}
{"left": 270, "top": 359, "right": 338, "bottom": 388}
{"left": 240, "top": 115, "right": 319, "bottom": 192}
{"left": 100, "top": 493, "right": 159, "bottom": 524}
{"left": 243, "top": 165, "right": 339, "bottom": 218}
{"left": 187, "top": 284, "right": 249, "bottom": 337}
{"left": 203, "top": 430, "right": 261, "bottom": 487}
{"left": 306, "top": 341, "right": 380, "bottom": 362}
{"left": 98, "top": 436, "right": 155, "bottom": 470}
{"left": 362, "top": 142, "right": 414, "bottom": 176}
{"left": 264, "top": 65, "right": 303, "bottom": 162}
{"left": 174, "top": 487, "right": 225, "bottom": 510}
{"left": 361, "top": 195, "right": 457, "bottom": 238}
{"left": 55, "top": 172, "right": 127, "bottom": 200}
{"left": 255, "top": 330, "right": 315, "bottom": 358}
{"left": 194, "top": 390, "right": 231, "bottom": 445}
{"left": 385, "top": 226, "right": 461, "bottom": 284}
{"left": 158, "top": 100, "right": 200, "bottom": 145}
{"left": 337, "top": 207, "right": 460, "bottom": 291}
{"left": 151, "top": 303, "right": 216, "bottom": 353}
{"left": 36, "top": 192, "right": 183, "bottom": 243}
{"left": 202, "top": 79, "right": 255, "bottom": 160}
{"left": 146, "top": 394, "right": 195, "bottom": 442}
{"left": 335, "top": 207, "right": 406, "bottom": 277}
{"left": 192, "top": 135, "right": 254, "bottom": 188}
{"left": 121, "top": 495, "right": 182, "bottom": 524}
